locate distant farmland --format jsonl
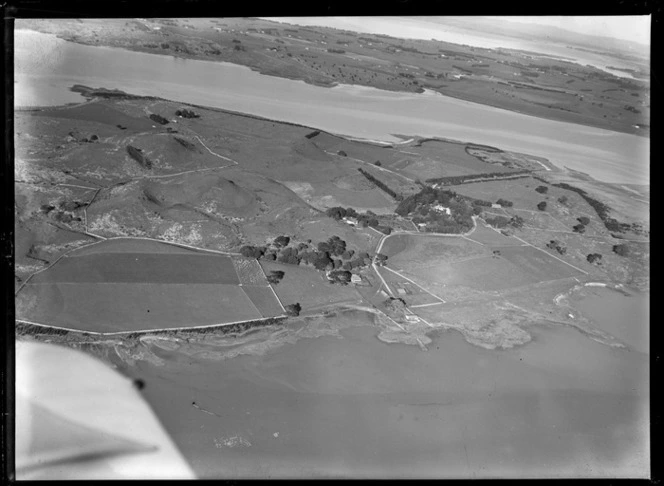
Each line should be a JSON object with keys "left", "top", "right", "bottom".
{"left": 15, "top": 238, "right": 284, "bottom": 333}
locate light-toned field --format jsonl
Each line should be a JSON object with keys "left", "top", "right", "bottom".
{"left": 282, "top": 180, "right": 396, "bottom": 212}
{"left": 465, "top": 221, "right": 524, "bottom": 246}
{"left": 383, "top": 231, "right": 581, "bottom": 293}
{"left": 383, "top": 234, "right": 489, "bottom": 265}
{"left": 376, "top": 267, "right": 442, "bottom": 306}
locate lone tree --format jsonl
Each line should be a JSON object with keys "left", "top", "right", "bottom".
{"left": 328, "top": 270, "right": 352, "bottom": 285}
{"left": 267, "top": 270, "right": 285, "bottom": 285}
{"left": 285, "top": 303, "right": 302, "bottom": 317}
{"left": 274, "top": 235, "right": 290, "bottom": 248}
{"left": 612, "top": 244, "right": 630, "bottom": 257}
{"left": 586, "top": 253, "right": 603, "bottom": 264}
{"left": 374, "top": 160, "right": 382, "bottom": 166}
{"left": 537, "top": 201, "right": 547, "bottom": 211}
{"left": 240, "top": 245, "right": 265, "bottom": 259}
{"left": 572, "top": 224, "right": 586, "bottom": 234}
{"left": 535, "top": 185, "right": 549, "bottom": 194}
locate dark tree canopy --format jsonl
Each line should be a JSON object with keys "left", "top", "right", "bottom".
{"left": 240, "top": 245, "right": 265, "bottom": 259}
{"left": 577, "top": 216, "right": 591, "bottom": 225}
{"left": 285, "top": 303, "right": 302, "bottom": 316}
{"left": 586, "top": 253, "right": 603, "bottom": 264}
{"left": 328, "top": 270, "right": 352, "bottom": 285}
{"left": 267, "top": 270, "right": 285, "bottom": 284}
{"left": 274, "top": 235, "right": 291, "bottom": 247}
{"left": 535, "top": 185, "right": 549, "bottom": 194}
{"left": 612, "top": 244, "right": 629, "bottom": 256}
{"left": 495, "top": 198, "right": 514, "bottom": 207}
{"left": 537, "top": 201, "right": 548, "bottom": 211}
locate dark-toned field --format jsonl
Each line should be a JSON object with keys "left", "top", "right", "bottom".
{"left": 30, "top": 253, "right": 240, "bottom": 284}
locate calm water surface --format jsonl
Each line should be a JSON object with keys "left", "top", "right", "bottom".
{"left": 15, "top": 30, "right": 648, "bottom": 185}
{"left": 120, "top": 309, "right": 648, "bottom": 478}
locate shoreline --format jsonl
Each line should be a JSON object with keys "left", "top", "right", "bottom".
{"left": 21, "top": 84, "right": 650, "bottom": 203}
{"left": 16, "top": 27, "right": 648, "bottom": 140}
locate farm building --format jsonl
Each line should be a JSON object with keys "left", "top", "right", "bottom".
{"left": 351, "top": 274, "right": 362, "bottom": 284}
{"left": 491, "top": 203, "right": 502, "bottom": 209}
{"left": 342, "top": 217, "right": 359, "bottom": 226}
{"left": 432, "top": 204, "right": 451, "bottom": 215}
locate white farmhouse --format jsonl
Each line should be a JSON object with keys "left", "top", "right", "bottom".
{"left": 432, "top": 204, "right": 451, "bottom": 215}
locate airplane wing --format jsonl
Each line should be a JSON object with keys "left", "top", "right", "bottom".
{"left": 15, "top": 340, "right": 196, "bottom": 480}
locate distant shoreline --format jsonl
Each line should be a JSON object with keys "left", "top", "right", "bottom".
{"left": 15, "top": 27, "right": 649, "bottom": 139}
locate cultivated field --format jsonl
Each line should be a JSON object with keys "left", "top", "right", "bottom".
{"left": 15, "top": 238, "right": 283, "bottom": 333}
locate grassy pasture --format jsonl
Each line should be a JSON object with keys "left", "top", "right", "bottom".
{"left": 33, "top": 100, "right": 156, "bottom": 132}
{"left": 16, "top": 282, "right": 262, "bottom": 333}
{"left": 377, "top": 267, "right": 442, "bottom": 306}
{"left": 385, "top": 235, "right": 489, "bottom": 267}
{"left": 391, "top": 156, "right": 476, "bottom": 180}
{"left": 448, "top": 256, "right": 538, "bottom": 291}
{"left": 30, "top": 252, "right": 240, "bottom": 284}
{"left": 447, "top": 177, "right": 555, "bottom": 208}
{"left": 466, "top": 222, "right": 523, "bottom": 247}
{"left": 260, "top": 261, "right": 361, "bottom": 311}
{"left": 492, "top": 245, "right": 584, "bottom": 282}
{"left": 409, "top": 140, "right": 512, "bottom": 173}
{"left": 127, "top": 133, "right": 232, "bottom": 173}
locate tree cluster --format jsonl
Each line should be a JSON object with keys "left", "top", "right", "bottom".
{"left": 546, "top": 240, "right": 567, "bottom": 255}
{"left": 612, "top": 244, "right": 629, "bottom": 257}
{"left": 397, "top": 187, "right": 474, "bottom": 233}
{"left": 535, "top": 185, "right": 549, "bottom": 194}
{"left": 175, "top": 108, "right": 200, "bottom": 119}
{"left": 285, "top": 303, "right": 301, "bottom": 317}
{"left": 551, "top": 182, "right": 631, "bottom": 234}
{"left": 126, "top": 145, "right": 153, "bottom": 170}
{"left": 586, "top": 253, "right": 602, "bottom": 264}
{"left": 149, "top": 113, "right": 170, "bottom": 125}
{"left": 267, "top": 270, "right": 285, "bottom": 285}
{"left": 328, "top": 270, "right": 352, "bottom": 285}
{"left": 325, "top": 207, "right": 392, "bottom": 234}
{"left": 495, "top": 198, "right": 514, "bottom": 207}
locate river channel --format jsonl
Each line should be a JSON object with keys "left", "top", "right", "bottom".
{"left": 15, "top": 29, "right": 649, "bottom": 185}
